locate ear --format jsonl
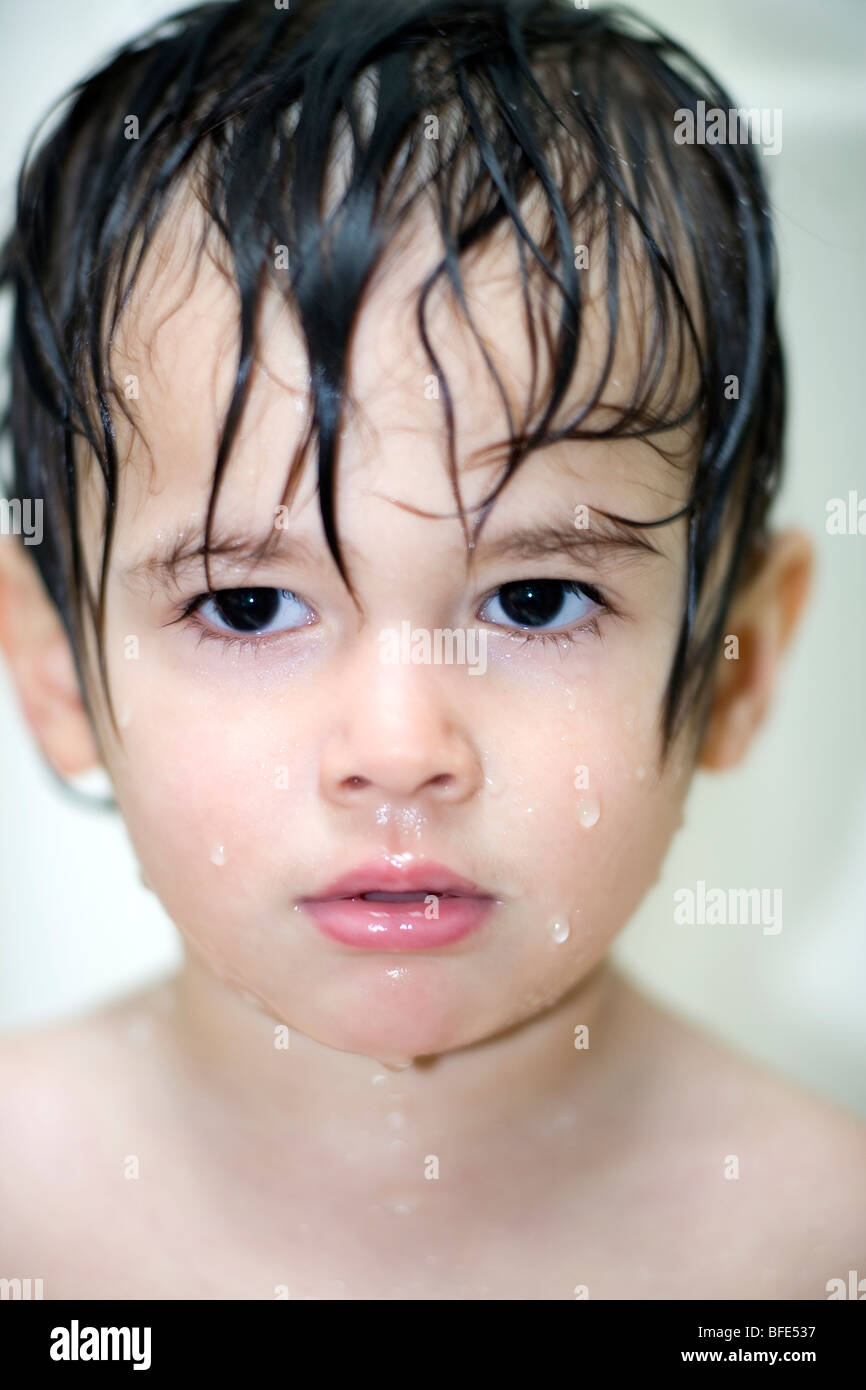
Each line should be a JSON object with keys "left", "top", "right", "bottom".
{"left": 0, "top": 536, "right": 102, "bottom": 777}
{"left": 698, "top": 529, "right": 814, "bottom": 772}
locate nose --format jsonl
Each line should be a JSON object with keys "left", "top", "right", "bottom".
{"left": 319, "top": 652, "right": 484, "bottom": 808}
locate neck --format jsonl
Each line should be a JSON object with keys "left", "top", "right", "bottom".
{"left": 161, "top": 950, "right": 631, "bottom": 1161}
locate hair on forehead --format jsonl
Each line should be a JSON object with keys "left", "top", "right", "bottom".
{"left": 0, "top": 0, "right": 785, "bottom": 762}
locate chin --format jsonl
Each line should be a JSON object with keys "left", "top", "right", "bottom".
{"left": 303, "top": 967, "right": 495, "bottom": 1064}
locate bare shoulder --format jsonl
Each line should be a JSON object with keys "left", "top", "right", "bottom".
{"left": 0, "top": 1005, "right": 122, "bottom": 1178}
{"left": 622, "top": 977, "right": 866, "bottom": 1297}
{"left": 0, "top": 981, "right": 177, "bottom": 1136}
{"left": 0, "top": 988, "right": 173, "bottom": 1258}
{"left": 0, "top": 1007, "right": 107, "bottom": 1123}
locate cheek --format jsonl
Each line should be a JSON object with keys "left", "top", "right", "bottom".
{"left": 487, "top": 672, "right": 684, "bottom": 957}
{"left": 105, "top": 671, "right": 319, "bottom": 937}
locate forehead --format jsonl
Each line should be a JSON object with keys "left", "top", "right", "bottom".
{"left": 96, "top": 176, "right": 697, "bottom": 559}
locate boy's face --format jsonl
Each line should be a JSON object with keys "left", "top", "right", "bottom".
{"left": 78, "top": 197, "right": 696, "bottom": 1064}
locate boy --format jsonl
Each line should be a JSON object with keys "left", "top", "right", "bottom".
{"left": 0, "top": 0, "right": 862, "bottom": 1299}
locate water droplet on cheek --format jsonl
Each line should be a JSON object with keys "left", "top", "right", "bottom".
{"left": 551, "top": 920, "right": 570, "bottom": 944}
{"left": 576, "top": 793, "right": 601, "bottom": 828}
{"left": 484, "top": 773, "right": 507, "bottom": 798}
{"left": 210, "top": 844, "right": 227, "bottom": 867}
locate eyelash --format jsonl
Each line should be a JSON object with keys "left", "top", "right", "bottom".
{"left": 168, "top": 582, "right": 615, "bottom": 655}
{"left": 511, "top": 613, "right": 604, "bottom": 649}
{"left": 167, "top": 595, "right": 295, "bottom": 657}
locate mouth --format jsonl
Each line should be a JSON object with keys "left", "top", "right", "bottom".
{"left": 348, "top": 890, "right": 466, "bottom": 902}
{"left": 298, "top": 859, "right": 498, "bottom": 950}
{"left": 304, "top": 860, "right": 492, "bottom": 902}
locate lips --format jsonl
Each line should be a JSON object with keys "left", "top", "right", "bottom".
{"left": 298, "top": 859, "right": 497, "bottom": 951}
{"left": 307, "top": 860, "right": 491, "bottom": 902}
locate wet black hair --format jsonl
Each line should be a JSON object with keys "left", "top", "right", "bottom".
{"left": 0, "top": 0, "right": 784, "bottom": 764}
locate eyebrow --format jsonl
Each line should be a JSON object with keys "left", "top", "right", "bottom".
{"left": 470, "top": 515, "right": 667, "bottom": 568}
{"left": 120, "top": 529, "right": 333, "bottom": 591}
{"left": 121, "top": 510, "right": 666, "bottom": 593}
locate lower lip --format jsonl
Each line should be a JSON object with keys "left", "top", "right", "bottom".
{"left": 300, "top": 895, "right": 496, "bottom": 950}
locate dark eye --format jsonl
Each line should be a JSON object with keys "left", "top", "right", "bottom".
{"left": 479, "top": 579, "right": 600, "bottom": 631}
{"left": 196, "top": 588, "right": 315, "bottom": 635}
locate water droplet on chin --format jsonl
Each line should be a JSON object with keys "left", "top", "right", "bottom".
{"left": 210, "top": 844, "right": 227, "bottom": 866}
{"left": 576, "top": 794, "right": 601, "bottom": 828}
